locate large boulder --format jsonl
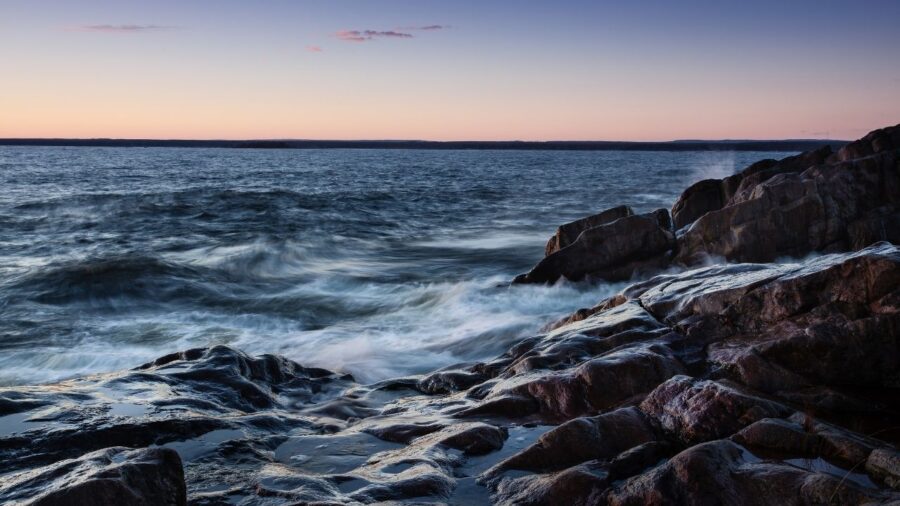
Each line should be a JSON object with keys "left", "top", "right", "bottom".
{"left": 670, "top": 178, "right": 727, "bottom": 230}
{"left": 514, "top": 209, "right": 675, "bottom": 284}
{"left": 545, "top": 205, "right": 634, "bottom": 255}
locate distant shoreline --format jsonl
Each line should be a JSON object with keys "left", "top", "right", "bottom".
{"left": 0, "top": 138, "right": 846, "bottom": 152}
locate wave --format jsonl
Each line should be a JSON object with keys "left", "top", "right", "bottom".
{"left": 0, "top": 246, "right": 624, "bottom": 385}
{"left": 7, "top": 255, "right": 207, "bottom": 305}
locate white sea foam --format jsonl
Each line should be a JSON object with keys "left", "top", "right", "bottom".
{"left": 0, "top": 274, "right": 624, "bottom": 386}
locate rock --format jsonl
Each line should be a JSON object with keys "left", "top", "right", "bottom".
{"left": 362, "top": 421, "right": 445, "bottom": 444}
{"left": 514, "top": 209, "right": 675, "bottom": 284}
{"left": 726, "top": 146, "right": 833, "bottom": 205}
{"left": 417, "top": 422, "right": 508, "bottom": 455}
{"left": 671, "top": 178, "right": 727, "bottom": 230}
{"left": 607, "top": 439, "right": 897, "bottom": 505}
{"left": 492, "top": 463, "right": 609, "bottom": 506}
{"left": 831, "top": 122, "right": 900, "bottom": 162}
{"left": 545, "top": 205, "right": 634, "bottom": 255}
{"left": 487, "top": 441, "right": 672, "bottom": 505}
{"left": 639, "top": 376, "right": 791, "bottom": 444}
{"left": 731, "top": 417, "right": 823, "bottom": 457}
{"left": 487, "top": 407, "right": 657, "bottom": 475}
{"left": 135, "top": 344, "right": 350, "bottom": 411}
{"left": 469, "top": 344, "right": 684, "bottom": 422}
{"left": 0, "top": 447, "right": 186, "bottom": 506}
{"left": 674, "top": 133, "right": 899, "bottom": 265}
{"left": 671, "top": 146, "right": 833, "bottom": 231}
{"left": 416, "top": 368, "right": 487, "bottom": 394}
{"left": 733, "top": 415, "right": 883, "bottom": 468}
{"left": 867, "top": 448, "right": 900, "bottom": 489}
{"left": 701, "top": 245, "right": 898, "bottom": 392}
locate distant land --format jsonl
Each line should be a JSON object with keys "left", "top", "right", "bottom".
{"left": 0, "top": 138, "right": 848, "bottom": 152}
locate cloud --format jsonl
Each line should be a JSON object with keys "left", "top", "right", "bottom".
{"left": 74, "top": 24, "right": 173, "bottom": 33}
{"left": 400, "top": 25, "right": 450, "bottom": 31}
{"left": 306, "top": 45, "right": 324, "bottom": 53}
{"left": 335, "top": 29, "right": 414, "bottom": 42}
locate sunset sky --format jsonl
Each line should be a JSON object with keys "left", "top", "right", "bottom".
{"left": 1, "top": 0, "right": 899, "bottom": 141}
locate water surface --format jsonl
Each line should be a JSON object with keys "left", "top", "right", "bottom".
{"left": 0, "top": 147, "right": 791, "bottom": 385}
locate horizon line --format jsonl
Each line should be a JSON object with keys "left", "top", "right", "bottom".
{"left": 0, "top": 137, "right": 848, "bottom": 153}
{"left": 0, "top": 136, "right": 849, "bottom": 144}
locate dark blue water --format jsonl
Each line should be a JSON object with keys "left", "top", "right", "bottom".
{"left": 0, "top": 147, "right": 790, "bottom": 385}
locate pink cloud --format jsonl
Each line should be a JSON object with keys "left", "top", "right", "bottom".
{"left": 73, "top": 24, "right": 173, "bottom": 33}
{"left": 399, "top": 25, "right": 450, "bottom": 31}
{"left": 306, "top": 45, "right": 324, "bottom": 53}
{"left": 335, "top": 29, "right": 414, "bottom": 43}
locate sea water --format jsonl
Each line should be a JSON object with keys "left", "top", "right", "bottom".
{"left": 0, "top": 146, "right": 791, "bottom": 385}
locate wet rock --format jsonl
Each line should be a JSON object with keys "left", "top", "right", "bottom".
{"left": 490, "top": 441, "right": 673, "bottom": 506}
{"left": 530, "top": 301, "right": 670, "bottom": 364}
{"left": 492, "top": 463, "right": 609, "bottom": 506}
{"left": 362, "top": 421, "right": 446, "bottom": 444}
{"left": 513, "top": 209, "right": 675, "bottom": 284}
{"left": 135, "top": 344, "right": 351, "bottom": 412}
{"left": 675, "top": 129, "right": 900, "bottom": 265}
{"left": 702, "top": 245, "right": 899, "bottom": 394}
{"left": 727, "top": 146, "right": 833, "bottom": 205}
{"left": 487, "top": 407, "right": 657, "bottom": 475}
{"left": 0, "top": 447, "right": 186, "bottom": 506}
{"left": 604, "top": 441, "right": 672, "bottom": 480}
{"left": 732, "top": 417, "right": 822, "bottom": 456}
{"left": 671, "top": 178, "right": 728, "bottom": 231}
{"left": 416, "top": 368, "right": 487, "bottom": 395}
{"left": 732, "top": 415, "right": 885, "bottom": 468}
{"left": 671, "top": 146, "right": 833, "bottom": 231}
{"left": 348, "top": 471, "right": 455, "bottom": 503}
{"left": 472, "top": 344, "right": 684, "bottom": 422}
{"left": 607, "top": 439, "right": 897, "bottom": 505}
{"left": 640, "top": 376, "right": 791, "bottom": 444}
{"left": 544, "top": 205, "right": 634, "bottom": 255}
{"left": 417, "top": 422, "right": 508, "bottom": 455}
{"left": 866, "top": 448, "right": 900, "bottom": 489}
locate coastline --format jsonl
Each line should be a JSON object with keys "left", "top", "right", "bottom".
{"left": 1, "top": 124, "right": 898, "bottom": 505}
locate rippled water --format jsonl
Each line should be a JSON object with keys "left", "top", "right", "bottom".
{"left": 0, "top": 147, "right": 791, "bottom": 385}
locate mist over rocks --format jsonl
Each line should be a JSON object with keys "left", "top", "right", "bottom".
{"left": 1, "top": 125, "right": 899, "bottom": 504}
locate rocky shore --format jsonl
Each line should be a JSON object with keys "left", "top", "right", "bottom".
{"left": 1, "top": 124, "right": 898, "bottom": 505}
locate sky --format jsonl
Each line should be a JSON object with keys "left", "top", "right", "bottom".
{"left": 1, "top": 0, "right": 899, "bottom": 141}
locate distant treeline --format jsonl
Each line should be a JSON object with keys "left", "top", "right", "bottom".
{"left": 0, "top": 138, "right": 847, "bottom": 152}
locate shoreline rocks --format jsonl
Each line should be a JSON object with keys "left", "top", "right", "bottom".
{"left": 514, "top": 123, "right": 900, "bottom": 284}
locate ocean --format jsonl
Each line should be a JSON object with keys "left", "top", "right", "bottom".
{"left": 0, "top": 146, "right": 792, "bottom": 386}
